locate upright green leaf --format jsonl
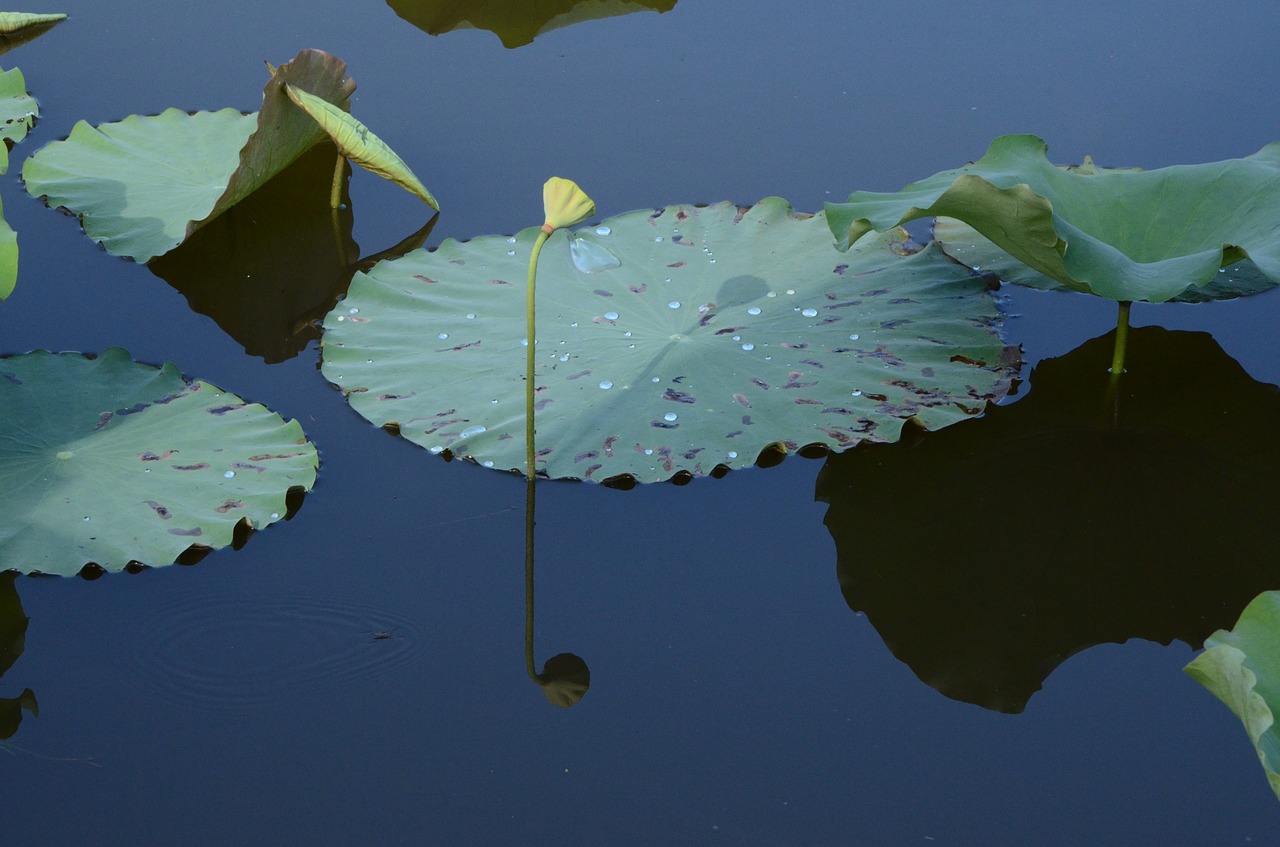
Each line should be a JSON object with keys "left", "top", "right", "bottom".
{"left": 0, "top": 12, "right": 65, "bottom": 33}
{"left": 826, "top": 135, "right": 1280, "bottom": 303}
{"left": 283, "top": 83, "right": 437, "bottom": 209}
{"left": 23, "top": 49, "right": 355, "bottom": 262}
{"left": 1187, "top": 592, "right": 1280, "bottom": 801}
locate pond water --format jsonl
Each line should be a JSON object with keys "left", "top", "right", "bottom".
{"left": 3, "top": 1, "right": 1280, "bottom": 844}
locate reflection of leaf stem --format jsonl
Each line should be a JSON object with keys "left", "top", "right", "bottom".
{"left": 524, "top": 476, "right": 538, "bottom": 683}
{"left": 1109, "top": 300, "right": 1131, "bottom": 378}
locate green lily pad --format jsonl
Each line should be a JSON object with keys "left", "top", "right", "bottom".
{"left": 826, "top": 134, "right": 1280, "bottom": 303}
{"left": 0, "top": 65, "right": 36, "bottom": 174}
{"left": 387, "top": 0, "right": 677, "bottom": 48}
{"left": 0, "top": 348, "right": 318, "bottom": 576}
{"left": 321, "top": 198, "right": 1017, "bottom": 484}
{"left": 1187, "top": 591, "right": 1280, "bottom": 801}
{"left": 22, "top": 49, "right": 356, "bottom": 263}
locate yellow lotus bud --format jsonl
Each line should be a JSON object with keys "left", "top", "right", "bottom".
{"left": 541, "top": 177, "right": 595, "bottom": 234}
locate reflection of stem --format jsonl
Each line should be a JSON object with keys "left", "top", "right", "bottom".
{"left": 1109, "top": 301, "right": 1131, "bottom": 378}
{"left": 524, "top": 476, "right": 538, "bottom": 683}
{"left": 329, "top": 154, "right": 345, "bottom": 210}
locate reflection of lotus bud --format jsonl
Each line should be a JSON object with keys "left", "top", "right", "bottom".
{"left": 541, "top": 177, "right": 595, "bottom": 234}
{"left": 537, "top": 653, "right": 590, "bottom": 707}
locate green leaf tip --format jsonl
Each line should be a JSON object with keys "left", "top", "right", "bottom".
{"left": 0, "top": 12, "right": 66, "bottom": 33}
{"left": 283, "top": 82, "right": 439, "bottom": 211}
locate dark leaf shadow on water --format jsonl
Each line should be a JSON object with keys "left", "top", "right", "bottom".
{"left": 149, "top": 143, "right": 436, "bottom": 363}
{"left": 524, "top": 479, "right": 589, "bottom": 707}
{"left": 0, "top": 573, "right": 36, "bottom": 740}
{"left": 816, "top": 326, "right": 1280, "bottom": 714}
{"left": 386, "top": 0, "right": 677, "bottom": 48}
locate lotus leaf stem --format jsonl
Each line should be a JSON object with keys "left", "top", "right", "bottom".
{"left": 330, "top": 154, "right": 345, "bottom": 210}
{"left": 526, "top": 229, "right": 551, "bottom": 480}
{"left": 1109, "top": 300, "right": 1132, "bottom": 378}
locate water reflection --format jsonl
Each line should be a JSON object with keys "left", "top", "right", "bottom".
{"left": 149, "top": 143, "right": 435, "bottom": 363}
{"left": 524, "top": 478, "right": 589, "bottom": 707}
{"left": 0, "top": 572, "right": 36, "bottom": 739}
{"left": 817, "top": 326, "right": 1280, "bottom": 713}
{"left": 386, "top": 0, "right": 677, "bottom": 48}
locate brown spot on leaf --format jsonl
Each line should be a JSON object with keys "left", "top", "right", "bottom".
{"left": 733, "top": 393, "right": 751, "bottom": 408}
{"left": 414, "top": 274, "right": 436, "bottom": 284}
{"left": 168, "top": 527, "right": 203, "bottom": 537}
{"left": 215, "top": 500, "right": 245, "bottom": 513}
{"left": 664, "top": 389, "right": 696, "bottom": 404}
{"left": 143, "top": 500, "right": 171, "bottom": 519}
{"left": 172, "top": 463, "right": 210, "bottom": 471}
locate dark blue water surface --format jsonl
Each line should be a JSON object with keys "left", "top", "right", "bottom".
{"left": 3, "top": 1, "right": 1279, "bottom": 844}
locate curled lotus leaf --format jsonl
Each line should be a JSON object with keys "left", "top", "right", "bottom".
{"left": 0, "top": 12, "right": 65, "bottom": 33}
{"left": 826, "top": 134, "right": 1280, "bottom": 303}
{"left": 22, "top": 49, "right": 355, "bottom": 263}
{"left": 1187, "top": 591, "right": 1280, "bottom": 802}
{"left": 321, "top": 197, "right": 1017, "bottom": 484}
{"left": 387, "top": 0, "right": 676, "bottom": 48}
{"left": 0, "top": 348, "right": 318, "bottom": 576}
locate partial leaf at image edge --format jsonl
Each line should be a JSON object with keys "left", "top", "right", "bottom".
{"left": 1186, "top": 591, "right": 1280, "bottom": 801}
{"left": 283, "top": 83, "right": 438, "bottom": 210}
{"left": 826, "top": 134, "right": 1280, "bottom": 303}
{"left": 0, "top": 12, "right": 65, "bottom": 33}
{"left": 0, "top": 348, "right": 319, "bottom": 576}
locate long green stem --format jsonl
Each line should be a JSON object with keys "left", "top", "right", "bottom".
{"left": 1109, "top": 300, "right": 1132, "bottom": 377}
{"left": 329, "top": 154, "right": 345, "bottom": 210}
{"left": 525, "top": 229, "right": 551, "bottom": 480}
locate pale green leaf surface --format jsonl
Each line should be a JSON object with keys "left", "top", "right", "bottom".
{"left": 22, "top": 49, "right": 354, "bottom": 262}
{"left": 0, "top": 193, "right": 17, "bottom": 299}
{"left": 283, "top": 83, "right": 437, "bottom": 209}
{"left": 1186, "top": 591, "right": 1280, "bottom": 801}
{"left": 0, "top": 66, "right": 36, "bottom": 173}
{"left": 0, "top": 348, "right": 318, "bottom": 575}
{"left": 321, "top": 198, "right": 1016, "bottom": 483}
{"left": 826, "top": 134, "right": 1280, "bottom": 303}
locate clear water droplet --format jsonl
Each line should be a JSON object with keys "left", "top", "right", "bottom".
{"left": 644, "top": 449, "right": 654, "bottom": 456}
{"left": 786, "top": 289, "right": 796, "bottom": 295}
{"left": 348, "top": 307, "right": 359, "bottom": 315}
{"left": 570, "top": 322, "right": 579, "bottom": 328}
{"left": 742, "top": 343, "right": 755, "bottom": 351}
{"left": 270, "top": 513, "right": 279, "bottom": 520}
{"left": 654, "top": 236, "right": 664, "bottom": 243}
{"left": 491, "top": 399, "right": 500, "bottom": 404}
{"left": 429, "top": 446, "right": 444, "bottom": 454}
{"left": 507, "top": 236, "right": 517, "bottom": 244}
{"left": 651, "top": 377, "right": 660, "bottom": 383}
{"left": 224, "top": 471, "right": 235, "bottom": 478}
{"left": 438, "top": 332, "right": 449, "bottom": 340}
{"left": 766, "top": 291, "right": 777, "bottom": 298}
{"left": 466, "top": 313, "right": 476, "bottom": 319}
{"left": 365, "top": 358, "right": 373, "bottom": 364}
{"left": 709, "top": 259, "right": 716, "bottom": 264}
{"left": 668, "top": 301, "right": 681, "bottom": 309}
{"left": 559, "top": 355, "right": 570, "bottom": 362}
{"left": 483, "top": 461, "right": 495, "bottom": 468}
{"left": 570, "top": 237, "right": 621, "bottom": 273}
{"left": 802, "top": 308, "right": 818, "bottom": 318}
{"left": 851, "top": 390, "right": 862, "bottom": 396}
{"left": 459, "top": 425, "right": 487, "bottom": 438}
{"left": 604, "top": 311, "right": 619, "bottom": 321}
{"left": 599, "top": 380, "right": 614, "bottom": 390}
{"left": 623, "top": 331, "right": 632, "bottom": 337}
{"left": 507, "top": 250, "right": 516, "bottom": 256}
{"left": 336, "top": 315, "right": 345, "bottom": 322}
{"left": 144, "top": 468, "right": 151, "bottom": 473}
{"left": 849, "top": 334, "right": 860, "bottom": 341}
{"left": 82, "top": 516, "right": 90, "bottom": 522}
{"left": 747, "top": 307, "right": 761, "bottom": 316}
{"left": 732, "top": 335, "right": 741, "bottom": 341}
{"left": 664, "top": 413, "right": 678, "bottom": 422}
{"left": 727, "top": 451, "right": 738, "bottom": 459}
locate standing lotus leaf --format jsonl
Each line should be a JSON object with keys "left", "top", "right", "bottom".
{"left": 0, "top": 348, "right": 318, "bottom": 576}
{"left": 826, "top": 134, "right": 1280, "bottom": 303}
{"left": 321, "top": 198, "right": 1017, "bottom": 484}
{"left": 23, "top": 49, "right": 356, "bottom": 262}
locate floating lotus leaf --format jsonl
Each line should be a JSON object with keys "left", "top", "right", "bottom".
{"left": 0, "top": 66, "right": 35, "bottom": 300}
{"left": 387, "top": 0, "right": 676, "bottom": 48}
{"left": 22, "top": 49, "right": 355, "bottom": 262}
{"left": 817, "top": 327, "right": 1280, "bottom": 713}
{"left": 1186, "top": 592, "right": 1280, "bottom": 801}
{"left": 0, "top": 348, "right": 318, "bottom": 576}
{"left": 826, "top": 134, "right": 1280, "bottom": 303}
{"left": 321, "top": 198, "right": 1017, "bottom": 484}
{"left": 283, "top": 84, "right": 437, "bottom": 209}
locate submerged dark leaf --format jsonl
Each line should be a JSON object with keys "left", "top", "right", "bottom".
{"left": 387, "top": 0, "right": 676, "bottom": 47}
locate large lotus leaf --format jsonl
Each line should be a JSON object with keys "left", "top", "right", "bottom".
{"left": 825, "top": 134, "right": 1280, "bottom": 303}
{"left": 0, "top": 348, "right": 318, "bottom": 576}
{"left": 387, "top": 0, "right": 676, "bottom": 47}
{"left": 817, "top": 327, "right": 1280, "bottom": 713}
{"left": 1186, "top": 592, "right": 1280, "bottom": 801}
{"left": 22, "top": 49, "right": 354, "bottom": 263}
{"left": 321, "top": 198, "right": 1017, "bottom": 484}
{"left": 933, "top": 217, "right": 1278, "bottom": 304}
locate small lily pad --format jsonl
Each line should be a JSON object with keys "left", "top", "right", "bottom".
{"left": 0, "top": 348, "right": 318, "bottom": 576}
{"left": 321, "top": 198, "right": 1016, "bottom": 483}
